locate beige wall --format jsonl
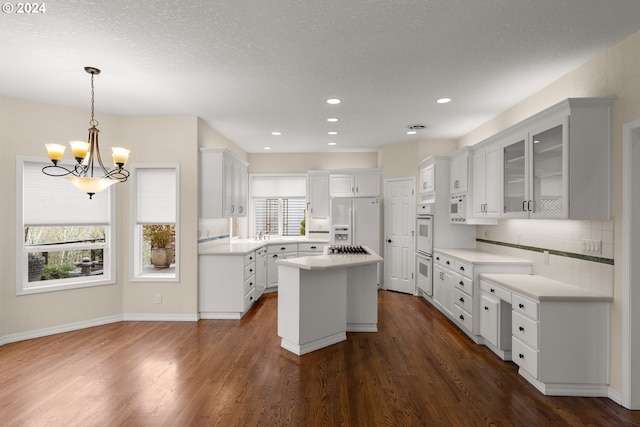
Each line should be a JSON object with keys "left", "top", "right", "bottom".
{"left": 0, "top": 96, "right": 125, "bottom": 338}
{"left": 247, "top": 152, "right": 379, "bottom": 174}
{"left": 456, "top": 29, "right": 640, "bottom": 394}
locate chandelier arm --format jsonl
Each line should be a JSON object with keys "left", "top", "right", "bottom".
{"left": 41, "top": 164, "right": 82, "bottom": 177}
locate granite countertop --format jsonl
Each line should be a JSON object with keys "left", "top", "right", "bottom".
{"left": 434, "top": 248, "right": 532, "bottom": 265}
{"left": 276, "top": 246, "right": 383, "bottom": 271}
{"left": 480, "top": 273, "right": 613, "bottom": 302}
{"left": 199, "top": 238, "right": 330, "bottom": 255}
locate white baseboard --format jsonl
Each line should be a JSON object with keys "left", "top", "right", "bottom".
{"left": 0, "top": 314, "right": 123, "bottom": 347}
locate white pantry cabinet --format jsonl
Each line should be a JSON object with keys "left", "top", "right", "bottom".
{"left": 500, "top": 98, "right": 614, "bottom": 220}
{"left": 449, "top": 147, "right": 471, "bottom": 195}
{"left": 329, "top": 169, "right": 381, "bottom": 197}
{"left": 200, "top": 148, "right": 249, "bottom": 218}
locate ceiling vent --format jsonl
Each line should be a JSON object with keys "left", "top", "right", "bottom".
{"left": 407, "top": 124, "right": 427, "bottom": 130}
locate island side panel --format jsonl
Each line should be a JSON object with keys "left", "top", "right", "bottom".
{"left": 346, "top": 263, "right": 378, "bottom": 332}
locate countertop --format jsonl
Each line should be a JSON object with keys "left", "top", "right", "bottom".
{"left": 480, "top": 273, "right": 613, "bottom": 302}
{"left": 199, "top": 238, "right": 329, "bottom": 255}
{"left": 276, "top": 247, "right": 383, "bottom": 271}
{"left": 434, "top": 248, "right": 532, "bottom": 265}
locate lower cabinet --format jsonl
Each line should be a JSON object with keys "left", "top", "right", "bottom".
{"left": 199, "top": 252, "right": 257, "bottom": 319}
{"left": 267, "top": 243, "right": 298, "bottom": 289}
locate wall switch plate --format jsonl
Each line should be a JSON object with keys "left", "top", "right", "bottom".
{"left": 581, "top": 239, "right": 602, "bottom": 255}
{"left": 155, "top": 294, "right": 162, "bottom": 304}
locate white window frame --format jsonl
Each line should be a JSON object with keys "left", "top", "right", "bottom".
{"left": 16, "top": 156, "right": 116, "bottom": 295}
{"left": 130, "top": 163, "right": 180, "bottom": 282}
{"left": 249, "top": 173, "right": 307, "bottom": 238}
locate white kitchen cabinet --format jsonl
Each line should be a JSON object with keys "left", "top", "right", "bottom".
{"left": 432, "top": 264, "right": 444, "bottom": 309}
{"left": 329, "top": 169, "right": 381, "bottom": 197}
{"left": 418, "top": 161, "right": 435, "bottom": 202}
{"left": 199, "top": 252, "right": 256, "bottom": 319}
{"left": 200, "top": 148, "right": 249, "bottom": 218}
{"left": 255, "top": 247, "right": 267, "bottom": 300}
{"left": 307, "top": 171, "right": 330, "bottom": 218}
{"left": 449, "top": 147, "right": 471, "bottom": 195}
{"left": 267, "top": 243, "right": 298, "bottom": 289}
{"left": 500, "top": 98, "right": 614, "bottom": 220}
{"left": 471, "top": 143, "right": 500, "bottom": 219}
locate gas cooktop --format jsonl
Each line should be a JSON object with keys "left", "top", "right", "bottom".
{"left": 327, "top": 245, "right": 370, "bottom": 255}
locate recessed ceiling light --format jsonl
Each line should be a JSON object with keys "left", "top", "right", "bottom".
{"left": 436, "top": 97, "right": 452, "bottom": 104}
{"left": 327, "top": 117, "right": 339, "bottom": 122}
{"left": 326, "top": 98, "right": 341, "bottom": 105}
{"left": 263, "top": 146, "right": 271, "bottom": 150}
{"left": 328, "top": 131, "right": 338, "bottom": 135}
{"left": 271, "top": 131, "right": 281, "bottom": 136}
{"left": 406, "top": 131, "right": 417, "bottom": 135}
{"left": 328, "top": 142, "right": 337, "bottom": 146}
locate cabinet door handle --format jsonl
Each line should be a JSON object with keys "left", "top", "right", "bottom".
{"left": 484, "top": 306, "right": 489, "bottom": 311}
{"left": 490, "top": 288, "right": 495, "bottom": 293}
{"left": 458, "top": 281, "right": 464, "bottom": 286}
{"left": 459, "top": 266, "right": 465, "bottom": 271}
{"left": 528, "top": 200, "right": 532, "bottom": 212}
{"left": 518, "top": 354, "right": 525, "bottom": 359}
{"left": 519, "top": 303, "right": 524, "bottom": 309}
{"left": 446, "top": 261, "right": 450, "bottom": 265}
{"left": 519, "top": 326, "right": 524, "bottom": 332}
{"left": 272, "top": 254, "right": 279, "bottom": 258}
{"left": 459, "top": 297, "right": 464, "bottom": 303}
{"left": 522, "top": 201, "right": 527, "bottom": 212}
{"left": 459, "top": 314, "right": 465, "bottom": 321}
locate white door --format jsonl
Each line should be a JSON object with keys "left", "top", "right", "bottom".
{"left": 384, "top": 178, "right": 415, "bottom": 294}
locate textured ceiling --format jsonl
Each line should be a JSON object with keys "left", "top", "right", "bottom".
{"left": 2, "top": 0, "right": 640, "bottom": 153}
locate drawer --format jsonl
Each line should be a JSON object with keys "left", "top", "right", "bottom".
{"left": 512, "top": 337, "right": 539, "bottom": 379}
{"left": 434, "top": 253, "right": 453, "bottom": 268}
{"left": 244, "top": 288, "right": 256, "bottom": 310}
{"left": 454, "top": 288, "right": 473, "bottom": 314}
{"left": 454, "top": 275, "right": 473, "bottom": 296}
{"left": 453, "top": 305, "right": 473, "bottom": 332}
{"left": 512, "top": 293, "right": 539, "bottom": 321}
{"left": 244, "top": 275, "right": 255, "bottom": 295}
{"left": 244, "top": 252, "right": 256, "bottom": 266}
{"left": 244, "top": 262, "right": 255, "bottom": 280}
{"left": 454, "top": 260, "right": 473, "bottom": 279}
{"left": 297, "top": 243, "right": 326, "bottom": 253}
{"left": 480, "top": 280, "right": 511, "bottom": 303}
{"left": 267, "top": 243, "right": 298, "bottom": 254}
{"left": 512, "top": 310, "right": 538, "bottom": 349}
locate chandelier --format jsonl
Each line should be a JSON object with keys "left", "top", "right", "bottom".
{"left": 42, "top": 66, "right": 130, "bottom": 199}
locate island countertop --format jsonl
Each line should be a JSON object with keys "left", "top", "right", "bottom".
{"left": 276, "top": 247, "right": 383, "bottom": 270}
{"left": 199, "top": 238, "right": 329, "bottom": 255}
{"left": 480, "top": 273, "right": 613, "bottom": 302}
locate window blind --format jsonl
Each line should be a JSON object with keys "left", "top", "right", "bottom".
{"left": 136, "top": 167, "right": 177, "bottom": 224}
{"left": 251, "top": 175, "right": 306, "bottom": 198}
{"left": 23, "top": 160, "right": 111, "bottom": 226}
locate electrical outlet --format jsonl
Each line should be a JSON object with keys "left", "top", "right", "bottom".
{"left": 155, "top": 293, "right": 162, "bottom": 304}
{"left": 543, "top": 250, "right": 549, "bottom": 264}
{"left": 581, "top": 239, "right": 602, "bottom": 255}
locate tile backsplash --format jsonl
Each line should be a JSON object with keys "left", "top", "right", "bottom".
{"left": 477, "top": 219, "right": 614, "bottom": 295}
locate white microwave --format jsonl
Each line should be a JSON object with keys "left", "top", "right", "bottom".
{"left": 450, "top": 194, "right": 467, "bottom": 223}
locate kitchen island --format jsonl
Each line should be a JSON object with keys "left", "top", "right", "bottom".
{"left": 276, "top": 246, "right": 383, "bottom": 355}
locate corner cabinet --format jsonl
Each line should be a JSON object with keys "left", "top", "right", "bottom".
{"left": 200, "top": 148, "right": 249, "bottom": 218}
{"left": 500, "top": 98, "right": 614, "bottom": 220}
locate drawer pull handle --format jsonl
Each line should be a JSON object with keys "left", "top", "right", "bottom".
{"left": 250, "top": 296, "right": 254, "bottom": 301}
{"left": 519, "top": 326, "right": 524, "bottom": 332}
{"left": 459, "top": 297, "right": 464, "bottom": 303}
{"left": 519, "top": 303, "right": 524, "bottom": 309}
{"left": 459, "top": 314, "right": 464, "bottom": 321}
{"left": 484, "top": 306, "right": 489, "bottom": 311}
{"left": 249, "top": 269, "right": 253, "bottom": 273}
{"left": 459, "top": 266, "right": 465, "bottom": 271}
{"left": 281, "top": 247, "right": 286, "bottom": 250}
{"left": 310, "top": 246, "right": 317, "bottom": 249}
{"left": 518, "top": 353, "right": 525, "bottom": 359}
{"left": 490, "top": 288, "right": 495, "bottom": 293}
{"left": 459, "top": 281, "right": 464, "bottom": 286}
{"left": 436, "top": 256, "right": 440, "bottom": 261}
{"left": 446, "top": 261, "right": 450, "bottom": 265}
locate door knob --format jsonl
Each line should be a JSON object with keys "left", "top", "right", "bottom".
{"left": 387, "top": 239, "right": 392, "bottom": 243}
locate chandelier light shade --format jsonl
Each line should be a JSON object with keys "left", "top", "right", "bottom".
{"left": 42, "top": 66, "right": 131, "bottom": 199}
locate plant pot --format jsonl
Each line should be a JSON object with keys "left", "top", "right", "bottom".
{"left": 151, "top": 248, "right": 173, "bottom": 268}
{"left": 28, "top": 255, "right": 45, "bottom": 281}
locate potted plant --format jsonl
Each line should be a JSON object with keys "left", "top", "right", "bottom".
{"left": 143, "top": 225, "right": 175, "bottom": 268}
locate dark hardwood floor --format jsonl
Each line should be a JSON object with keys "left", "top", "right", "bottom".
{"left": 0, "top": 290, "right": 638, "bottom": 426}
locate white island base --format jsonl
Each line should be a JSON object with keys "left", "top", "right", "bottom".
{"left": 277, "top": 251, "right": 381, "bottom": 356}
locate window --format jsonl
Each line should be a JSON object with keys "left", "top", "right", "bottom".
{"left": 131, "top": 165, "right": 179, "bottom": 281}
{"left": 250, "top": 174, "right": 306, "bottom": 237}
{"left": 17, "top": 157, "right": 115, "bottom": 295}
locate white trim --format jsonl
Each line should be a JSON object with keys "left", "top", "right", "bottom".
{"left": 0, "top": 315, "right": 123, "bottom": 347}
{"left": 621, "top": 118, "right": 640, "bottom": 409}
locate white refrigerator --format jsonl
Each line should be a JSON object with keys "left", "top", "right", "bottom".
{"left": 330, "top": 197, "right": 380, "bottom": 254}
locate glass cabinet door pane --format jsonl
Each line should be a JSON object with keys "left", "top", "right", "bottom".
{"left": 532, "top": 124, "right": 563, "bottom": 214}
{"left": 503, "top": 139, "right": 526, "bottom": 214}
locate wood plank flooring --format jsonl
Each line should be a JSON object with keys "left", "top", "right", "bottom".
{"left": 0, "top": 290, "right": 638, "bottom": 426}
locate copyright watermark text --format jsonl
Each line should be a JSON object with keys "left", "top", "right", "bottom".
{"left": 2, "top": 2, "right": 47, "bottom": 13}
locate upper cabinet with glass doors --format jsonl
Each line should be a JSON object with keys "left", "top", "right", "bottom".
{"left": 500, "top": 98, "right": 614, "bottom": 220}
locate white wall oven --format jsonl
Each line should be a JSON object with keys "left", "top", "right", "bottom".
{"left": 416, "top": 204, "right": 434, "bottom": 295}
